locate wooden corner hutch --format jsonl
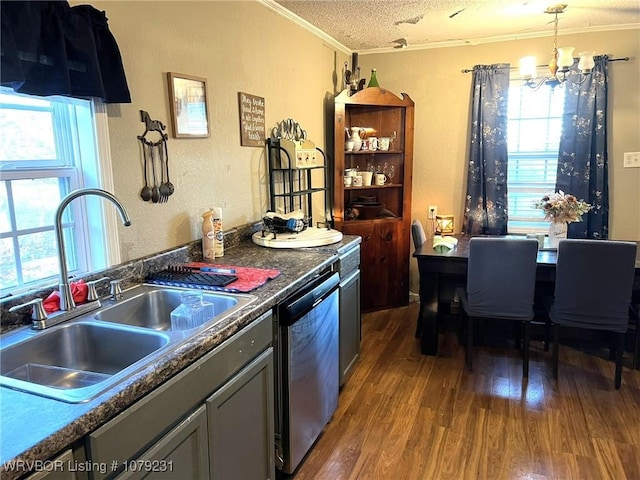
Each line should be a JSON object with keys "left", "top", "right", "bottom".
{"left": 333, "top": 87, "right": 414, "bottom": 312}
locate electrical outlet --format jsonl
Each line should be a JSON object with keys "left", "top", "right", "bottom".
{"left": 428, "top": 205, "right": 438, "bottom": 219}
{"left": 623, "top": 152, "right": 640, "bottom": 168}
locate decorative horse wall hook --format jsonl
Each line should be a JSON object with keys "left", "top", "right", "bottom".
{"left": 139, "top": 110, "right": 166, "bottom": 138}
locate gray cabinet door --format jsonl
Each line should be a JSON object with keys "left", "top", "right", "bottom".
{"left": 206, "top": 347, "right": 275, "bottom": 480}
{"left": 25, "top": 449, "right": 82, "bottom": 480}
{"left": 116, "top": 405, "right": 209, "bottom": 480}
{"left": 339, "top": 269, "right": 361, "bottom": 386}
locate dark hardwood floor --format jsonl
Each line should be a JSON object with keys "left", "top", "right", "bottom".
{"left": 294, "top": 303, "right": 640, "bottom": 479}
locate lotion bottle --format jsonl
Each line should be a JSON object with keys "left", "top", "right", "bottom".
{"left": 202, "top": 209, "right": 215, "bottom": 260}
{"left": 212, "top": 207, "right": 224, "bottom": 257}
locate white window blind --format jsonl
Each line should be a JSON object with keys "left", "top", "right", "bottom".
{"left": 507, "top": 82, "right": 566, "bottom": 234}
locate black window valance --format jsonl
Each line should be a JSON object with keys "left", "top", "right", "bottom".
{"left": 1, "top": 1, "right": 131, "bottom": 103}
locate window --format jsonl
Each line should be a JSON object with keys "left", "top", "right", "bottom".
{"left": 0, "top": 88, "right": 116, "bottom": 296}
{"left": 507, "top": 83, "right": 566, "bottom": 233}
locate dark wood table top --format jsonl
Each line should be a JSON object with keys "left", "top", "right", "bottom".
{"left": 414, "top": 234, "right": 640, "bottom": 269}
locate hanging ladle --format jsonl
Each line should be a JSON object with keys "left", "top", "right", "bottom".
{"left": 140, "top": 141, "right": 152, "bottom": 201}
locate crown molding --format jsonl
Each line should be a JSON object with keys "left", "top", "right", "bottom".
{"left": 258, "top": 0, "right": 351, "bottom": 55}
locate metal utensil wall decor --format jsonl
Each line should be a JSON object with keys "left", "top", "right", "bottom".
{"left": 137, "top": 110, "right": 173, "bottom": 203}
{"left": 270, "top": 118, "right": 307, "bottom": 141}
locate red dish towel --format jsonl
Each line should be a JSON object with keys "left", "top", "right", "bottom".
{"left": 185, "top": 263, "right": 281, "bottom": 293}
{"left": 43, "top": 280, "right": 88, "bottom": 313}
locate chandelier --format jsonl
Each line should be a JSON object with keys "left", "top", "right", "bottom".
{"left": 519, "top": 4, "right": 595, "bottom": 89}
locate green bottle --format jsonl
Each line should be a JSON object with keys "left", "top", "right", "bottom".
{"left": 368, "top": 68, "right": 380, "bottom": 88}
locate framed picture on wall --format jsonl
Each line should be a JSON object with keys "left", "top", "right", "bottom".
{"left": 167, "top": 72, "right": 210, "bottom": 138}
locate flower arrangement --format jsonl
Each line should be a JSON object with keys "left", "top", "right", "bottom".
{"left": 534, "top": 191, "right": 592, "bottom": 224}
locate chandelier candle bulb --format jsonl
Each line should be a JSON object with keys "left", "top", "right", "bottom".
{"left": 519, "top": 56, "right": 537, "bottom": 80}
{"left": 578, "top": 52, "right": 595, "bottom": 72}
{"left": 557, "top": 47, "right": 575, "bottom": 69}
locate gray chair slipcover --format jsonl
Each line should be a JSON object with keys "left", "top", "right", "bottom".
{"left": 411, "top": 220, "right": 427, "bottom": 337}
{"left": 631, "top": 289, "right": 640, "bottom": 370}
{"left": 457, "top": 237, "right": 539, "bottom": 377}
{"left": 549, "top": 239, "right": 637, "bottom": 389}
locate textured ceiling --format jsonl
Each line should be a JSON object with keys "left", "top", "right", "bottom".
{"left": 268, "top": 0, "right": 640, "bottom": 52}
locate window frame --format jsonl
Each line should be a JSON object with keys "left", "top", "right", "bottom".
{"left": 0, "top": 88, "right": 118, "bottom": 296}
{"left": 506, "top": 81, "right": 565, "bottom": 234}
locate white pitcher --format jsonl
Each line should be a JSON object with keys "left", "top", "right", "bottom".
{"left": 346, "top": 127, "right": 365, "bottom": 152}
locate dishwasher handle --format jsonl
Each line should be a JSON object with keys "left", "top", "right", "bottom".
{"left": 280, "top": 271, "right": 339, "bottom": 325}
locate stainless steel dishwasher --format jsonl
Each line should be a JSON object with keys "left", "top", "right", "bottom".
{"left": 274, "top": 270, "right": 340, "bottom": 475}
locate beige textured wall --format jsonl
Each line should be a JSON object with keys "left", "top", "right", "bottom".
{"left": 355, "top": 29, "right": 640, "bottom": 293}
{"left": 75, "top": 2, "right": 638, "bottom": 294}
{"left": 85, "top": 1, "right": 347, "bottom": 262}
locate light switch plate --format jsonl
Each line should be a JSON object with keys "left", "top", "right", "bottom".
{"left": 623, "top": 152, "right": 640, "bottom": 168}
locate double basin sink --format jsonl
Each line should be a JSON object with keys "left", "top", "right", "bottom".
{"left": 0, "top": 285, "right": 255, "bottom": 403}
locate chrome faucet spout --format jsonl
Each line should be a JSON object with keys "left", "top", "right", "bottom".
{"left": 55, "top": 188, "right": 131, "bottom": 311}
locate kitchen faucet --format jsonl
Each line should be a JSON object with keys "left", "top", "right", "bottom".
{"left": 56, "top": 188, "right": 131, "bottom": 311}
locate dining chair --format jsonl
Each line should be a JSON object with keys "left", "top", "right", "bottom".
{"left": 411, "top": 219, "right": 428, "bottom": 338}
{"left": 456, "top": 237, "right": 539, "bottom": 377}
{"left": 630, "top": 291, "right": 640, "bottom": 370}
{"left": 548, "top": 239, "right": 638, "bottom": 389}
{"left": 632, "top": 289, "right": 640, "bottom": 370}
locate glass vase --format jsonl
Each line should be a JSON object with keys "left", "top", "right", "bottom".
{"left": 548, "top": 221, "right": 568, "bottom": 249}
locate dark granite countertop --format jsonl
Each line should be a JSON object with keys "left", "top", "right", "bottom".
{"left": 0, "top": 235, "right": 360, "bottom": 479}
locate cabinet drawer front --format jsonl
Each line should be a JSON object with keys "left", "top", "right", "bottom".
{"left": 337, "top": 245, "right": 360, "bottom": 277}
{"left": 88, "top": 311, "right": 272, "bottom": 480}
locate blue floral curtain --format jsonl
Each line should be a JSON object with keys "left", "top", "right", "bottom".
{"left": 556, "top": 55, "right": 609, "bottom": 239}
{"left": 463, "top": 64, "right": 510, "bottom": 235}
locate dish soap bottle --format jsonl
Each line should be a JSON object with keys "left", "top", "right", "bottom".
{"left": 368, "top": 68, "right": 380, "bottom": 88}
{"left": 202, "top": 209, "right": 215, "bottom": 260}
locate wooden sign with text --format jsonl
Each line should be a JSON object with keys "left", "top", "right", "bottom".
{"left": 238, "top": 92, "right": 265, "bottom": 147}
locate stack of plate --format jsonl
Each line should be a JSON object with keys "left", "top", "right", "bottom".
{"left": 350, "top": 196, "right": 383, "bottom": 219}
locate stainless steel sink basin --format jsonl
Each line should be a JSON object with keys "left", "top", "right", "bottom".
{"left": 94, "top": 285, "right": 254, "bottom": 331}
{"left": 0, "top": 285, "right": 255, "bottom": 403}
{"left": 0, "top": 322, "right": 170, "bottom": 403}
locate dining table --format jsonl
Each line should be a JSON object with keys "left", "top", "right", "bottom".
{"left": 413, "top": 235, "right": 640, "bottom": 356}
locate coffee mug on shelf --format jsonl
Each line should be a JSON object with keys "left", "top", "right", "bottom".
{"left": 343, "top": 175, "right": 353, "bottom": 187}
{"left": 368, "top": 137, "right": 378, "bottom": 150}
{"left": 352, "top": 175, "right": 363, "bottom": 187}
{"left": 361, "top": 171, "right": 373, "bottom": 186}
{"left": 374, "top": 173, "right": 387, "bottom": 185}
{"left": 345, "top": 140, "right": 355, "bottom": 152}
{"left": 378, "top": 137, "right": 390, "bottom": 151}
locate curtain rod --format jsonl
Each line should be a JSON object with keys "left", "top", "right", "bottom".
{"left": 461, "top": 56, "right": 629, "bottom": 73}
